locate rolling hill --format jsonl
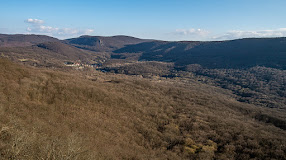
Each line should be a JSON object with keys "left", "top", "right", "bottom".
{"left": 115, "top": 37, "right": 286, "bottom": 69}
{"left": 65, "top": 35, "right": 152, "bottom": 52}
{"left": 0, "top": 40, "right": 107, "bottom": 68}
{"left": 0, "top": 34, "right": 59, "bottom": 47}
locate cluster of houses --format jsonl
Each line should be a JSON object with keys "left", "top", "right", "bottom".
{"left": 64, "top": 61, "right": 99, "bottom": 69}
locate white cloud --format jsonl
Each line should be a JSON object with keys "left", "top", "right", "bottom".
{"left": 25, "top": 19, "right": 94, "bottom": 38}
{"left": 173, "top": 28, "right": 286, "bottom": 41}
{"left": 175, "top": 28, "right": 209, "bottom": 36}
{"left": 214, "top": 28, "right": 286, "bottom": 40}
{"left": 25, "top": 19, "right": 44, "bottom": 24}
{"left": 84, "top": 29, "right": 94, "bottom": 35}
{"left": 56, "top": 28, "right": 94, "bottom": 35}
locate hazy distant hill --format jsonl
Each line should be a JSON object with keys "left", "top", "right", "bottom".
{"left": 115, "top": 38, "right": 286, "bottom": 69}
{"left": 0, "top": 34, "right": 59, "bottom": 47}
{"left": 65, "top": 35, "right": 152, "bottom": 52}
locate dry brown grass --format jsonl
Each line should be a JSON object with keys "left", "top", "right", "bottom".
{"left": 0, "top": 58, "right": 285, "bottom": 159}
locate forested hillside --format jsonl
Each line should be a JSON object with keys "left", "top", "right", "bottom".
{"left": 0, "top": 58, "right": 285, "bottom": 159}
{"left": 115, "top": 38, "right": 286, "bottom": 69}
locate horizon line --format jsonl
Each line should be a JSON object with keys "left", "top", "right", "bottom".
{"left": 1, "top": 33, "right": 286, "bottom": 42}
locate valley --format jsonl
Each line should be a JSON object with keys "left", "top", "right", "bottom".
{"left": 0, "top": 34, "right": 285, "bottom": 159}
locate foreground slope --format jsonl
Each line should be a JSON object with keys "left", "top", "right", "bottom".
{"left": 0, "top": 58, "right": 285, "bottom": 159}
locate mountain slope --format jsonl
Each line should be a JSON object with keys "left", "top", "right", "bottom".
{"left": 111, "top": 37, "right": 286, "bottom": 109}
{"left": 115, "top": 37, "right": 286, "bottom": 69}
{"left": 0, "top": 34, "right": 59, "bottom": 47}
{"left": 36, "top": 41, "right": 95, "bottom": 61}
{"left": 65, "top": 35, "right": 152, "bottom": 52}
{"left": 0, "top": 41, "right": 105, "bottom": 67}
{"left": 0, "top": 58, "right": 286, "bottom": 159}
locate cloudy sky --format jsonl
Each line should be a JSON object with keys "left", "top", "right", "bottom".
{"left": 1, "top": 0, "right": 286, "bottom": 41}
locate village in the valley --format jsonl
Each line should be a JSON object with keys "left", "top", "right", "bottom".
{"left": 64, "top": 59, "right": 106, "bottom": 70}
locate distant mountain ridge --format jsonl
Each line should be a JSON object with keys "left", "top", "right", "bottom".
{"left": 0, "top": 34, "right": 59, "bottom": 47}
{"left": 1, "top": 33, "right": 286, "bottom": 69}
{"left": 115, "top": 37, "right": 286, "bottom": 69}
{"left": 64, "top": 35, "right": 152, "bottom": 52}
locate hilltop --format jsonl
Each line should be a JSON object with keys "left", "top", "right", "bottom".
{"left": 0, "top": 34, "right": 59, "bottom": 47}
{"left": 65, "top": 35, "right": 152, "bottom": 52}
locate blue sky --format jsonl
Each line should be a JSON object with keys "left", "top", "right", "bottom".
{"left": 1, "top": 0, "right": 286, "bottom": 40}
